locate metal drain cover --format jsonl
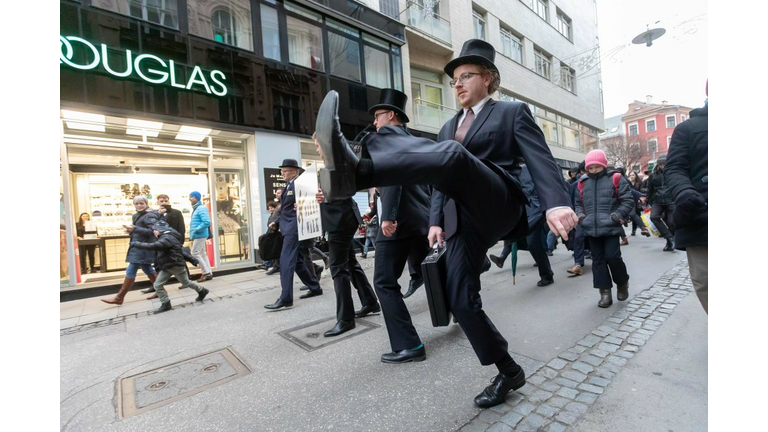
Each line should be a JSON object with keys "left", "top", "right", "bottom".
{"left": 117, "top": 347, "right": 251, "bottom": 419}
{"left": 278, "top": 317, "right": 380, "bottom": 352}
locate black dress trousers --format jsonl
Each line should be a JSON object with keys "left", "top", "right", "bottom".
{"left": 328, "top": 226, "right": 377, "bottom": 322}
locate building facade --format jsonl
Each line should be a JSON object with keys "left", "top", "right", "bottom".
{"left": 622, "top": 96, "right": 691, "bottom": 172}
{"left": 398, "top": 0, "right": 605, "bottom": 171}
{"left": 59, "top": 0, "right": 408, "bottom": 290}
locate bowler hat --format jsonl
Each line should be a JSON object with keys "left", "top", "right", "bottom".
{"left": 444, "top": 39, "right": 499, "bottom": 78}
{"left": 279, "top": 158, "right": 305, "bottom": 174}
{"left": 368, "top": 89, "right": 410, "bottom": 123}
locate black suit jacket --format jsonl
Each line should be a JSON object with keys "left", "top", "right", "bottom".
{"left": 430, "top": 99, "right": 570, "bottom": 232}
{"left": 277, "top": 180, "right": 298, "bottom": 237}
{"left": 376, "top": 184, "right": 431, "bottom": 242}
{"left": 163, "top": 207, "right": 186, "bottom": 239}
{"left": 321, "top": 198, "right": 362, "bottom": 234}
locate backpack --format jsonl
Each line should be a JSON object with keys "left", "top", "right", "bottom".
{"left": 578, "top": 172, "right": 622, "bottom": 202}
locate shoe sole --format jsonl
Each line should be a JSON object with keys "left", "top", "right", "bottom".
{"left": 264, "top": 305, "right": 293, "bottom": 311}
{"left": 381, "top": 355, "right": 426, "bottom": 364}
{"left": 316, "top": 91, "right": 339, "bottom": 170}
{"left": 355, "top": 311, "right": 381, "bottom": 318}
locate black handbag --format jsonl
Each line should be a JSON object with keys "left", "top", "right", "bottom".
{"left": 420, "top": 245, "right": 452, "bottom": 327}
{"left": 258, "top": 231, "right": 283, "bottom": 260}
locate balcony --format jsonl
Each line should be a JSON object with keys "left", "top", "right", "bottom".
{"left": 406, "top": 2, "right": 451, "bottom": 45}
{"left": 412, "top": 100, "right": 457, "bottom": 133}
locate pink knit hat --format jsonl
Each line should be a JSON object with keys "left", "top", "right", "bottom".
{"left": 584, "top": 149, "right": 608, "bottom": 168}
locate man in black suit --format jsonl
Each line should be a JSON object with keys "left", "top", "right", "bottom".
{"left": 264, "top": 159, "right": 323, "bottom": 310}
{"left": 314, "top": 39, "right": 577, "bottom": 408}
{"left": 365, "top": 90, "right": 432, "bottom": 360}
{"left": 313, "top": 135, "right": 380, "bottom": 337}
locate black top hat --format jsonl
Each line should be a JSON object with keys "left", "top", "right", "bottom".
{"left": 279, "top": 158, "right": 305, "bottom": 174}
{"left": 444, "top": 39, "right": 499, "bottom": 78}
{"left": 368, "top": 89, "right": 410, "bottom": 123}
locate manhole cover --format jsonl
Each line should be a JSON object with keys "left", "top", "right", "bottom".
{"left": 117, "top": 347, "right": 251, "bottom": 419}
{"left": 278, "top": 317, "right": 380, "bottom": 352}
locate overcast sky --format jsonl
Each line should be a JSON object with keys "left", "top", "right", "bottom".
{"left": 596, "top": 0, "right": 708, "bottom": 118}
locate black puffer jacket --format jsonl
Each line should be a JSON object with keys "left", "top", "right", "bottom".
{"left": 126, "top": 210, "right": 159, "bottom": 264}
{"left": 575, "top": 170, "right": 635, "bottom": 237}
{"left": 131, "top": 228, "right": 197, "bottom": 271}
{"left": 646, "top": 167, "right": 672, "bottom": 205}
{"left": 665, "top": 105, "right": 708, "bottom": 249}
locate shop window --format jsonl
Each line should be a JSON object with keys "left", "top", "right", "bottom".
{"left": 286, "top": 16, "right": 324, "bottom": 71}
{"left": 365, "top": 46, "right": 391, "bottom": 88}
{"left": 213, "top": 160, "right": 251, "bottom": 264}
{"left": 187, "top": 0, "right": 253, "bottom": 51}
{"left": 92, "top": 0, "right": 180, "bottom": 29}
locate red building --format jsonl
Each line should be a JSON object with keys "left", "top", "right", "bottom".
{"left": 622, "top": 96, "right": 692, "bottom": 173}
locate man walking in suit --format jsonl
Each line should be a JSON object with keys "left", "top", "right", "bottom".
{"left": 366, "top": 89, "right": 432, "bottom": 361}
{"left": 313, "top": 135, "right": 380, "bottom": 337}
{"left": 264, "top": 159, "right": 323, "bottom": 310}
{"left": 314, "top": 39, "right": 577, "bottom": 408}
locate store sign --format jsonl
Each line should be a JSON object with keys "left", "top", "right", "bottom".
{"left": 59, "top": 35, "right": 228, "bottom": 97}
{"left": 264, "top": 168, "right": 286, "bottom": 205}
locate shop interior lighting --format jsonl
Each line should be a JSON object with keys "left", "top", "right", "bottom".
{"left": 175, "top": 125, "right": 212, "bottom": 142}
{"left": 61, "top": 110, "right": 106, "bottom": 132}
{"left": 126, "top": 119, "right": 163, "bottom": 138}
{"left": 152, "top": 146, "right": 211, "bottom": 155}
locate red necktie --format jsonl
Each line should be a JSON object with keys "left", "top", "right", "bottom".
{"left": 455, "top": 108, "right": 475, "bottom": 144}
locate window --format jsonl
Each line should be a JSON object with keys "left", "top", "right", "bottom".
{"left": 187, "top": 0, "right": 253, "bottom": 50}
{"left": 286, "top": 16, "right": 324, "bottom": 71}
{"left": 629, "top": 123, "right": 638, "bottom": 136}
{"left": 391, "top": 46, "right": 403, "bottom": 91}
{"left": 473, "top": 10, "right": 486, "bottom": 40}
{"left": 365, "top": 46, "right": 391, "bottom": 88}
{"left": 92, "top": 0, "right": 179, "bottom": 29}
{"left": 379, "top": 0, "right": 399, "bottom": 18}
{"left": 646, "top": 119, "right": 656, "bottom": 132}
{"left": 667, "top": 136, "right": 672, "bottom": 146}
{"left": 261, "top": 4, "right": 281, "bottom": 61}
{"left": 499, "top": 91, "right": 516, "bottom": 102}
{"left": 534, "top": 0, "right": 548, "bottom": 21}
{"left": 327, "top": 20, "right": 361, "bottom": 82}
{"left": 593, "top": 0, "right": 598, "bottom": 25}
{"left": 559, "top": 64, "right": 575, "bottom": 92}
{"left": 534, "top": 49, "right": 551, "bottom": 79}
{"left": 666, "top": 115, "right": 676, "bottom": 129}
{"left": 556, "top": 10, "right": 572, "bottom": 40}
{"left": 500, "top": 28, "right": 523, "bottom": 64}
{"left": 681, "top": 114, "right": 687, "bottom": 122}
{"left": 648, "top": 139, "right": 658, "bottom": 154}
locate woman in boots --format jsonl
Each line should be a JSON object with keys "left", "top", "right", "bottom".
{"left": 102, "top": 196, "right": 159, "bottom": 305}
{"left": 575, "top": 150, "right": 634, "bottom": 308}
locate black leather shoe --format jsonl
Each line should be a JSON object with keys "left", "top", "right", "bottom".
{"left": 266, "top": 267, "right": 279, "bottom": 275}
{"left": 663, "top": 238, "right": 675, "bottom": 251}
{"left": 324, "top": 320, "right": 355, "bottom": 337}
{"left": 141, "top": 286, "right": 156, "bottom": 294}
{"left": 616, "top": 282, "right": 629, "bottom": 301}
{"left": 196, "top": 288, "right": 209, "bottom": 302}
{"left": 474, "top": 369, "right": 527, "bottom": 408}
{"left": 316, "top": 91, "right": 359, "bottom": 201}
{"left": 381, "top": 346, "right": 426, "bottom": 364}
{"left": 402, "top": 278, "right": 424, "bottom": 299}
{"left": 154, "top": 301, "right": 172, "bottom": 314}
{"left": 537, "top": 278, "right": 554, "bottom": 287}
{"left": 489, "top": 254, "right": 504, "bottom": 268}
{"left": 482, "top": 256, "right": 491, "bottom": 273}
{"left": 355, "top": 303, "right": 381, "bottom": 318}
{"left": 598, "top": 289, "right": 613, "bottom": 308}
{"left": 299, "top": 289, "right": 323, "bottom": 299}
{"left": 264, "top": 298, "right": 293, "bottom": 310}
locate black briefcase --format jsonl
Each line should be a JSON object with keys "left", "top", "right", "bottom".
{"left": 420, "top": 245, "right": 452, "bottom": 327}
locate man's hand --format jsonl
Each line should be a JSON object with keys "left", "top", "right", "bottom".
{"left": 157, "top": 207, "right": 167, "bottom": 216}
{"left": 546, "top": 207, "right": 579, "bottom": 241}
{"left": 268, "top": 222, "right": 277, "bottom": 230}
{"left": 316, "top": 188, "right": 324, "bottom": 204}
{"left": 381, "top": 220, "right": 397, "bottom": 237}
{"left": 427, "top": 225, "right": 445, "bottom": 248}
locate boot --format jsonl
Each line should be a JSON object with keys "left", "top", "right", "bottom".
{"left": 598, "top": 289, "right": 613, "bottom": 308}
{"left": 489, "top": 254, "right": 504, "bottom": 269}
{"left": 316, "top": 91, "right": 359, "bottom": 200}
{"left": 141, "top": 273, "right": 158, "bottom": 294}
{"left": 663, "top": 238, "right": 675, "bottom": 251}
{"left": 153, "top": 301, "right": 172, "bottom": 314}
{"left": 620, "top": 237, "right": 629, "bottom": 246}
{"left": 617, "top": 282, "right": 629, "bottom": 301}
{"left": 101, "top": 277, "right": 135, "bottom": 305}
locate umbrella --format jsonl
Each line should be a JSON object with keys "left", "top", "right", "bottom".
{"left": 511, "top": 242, "right": 519, "bottom": 285}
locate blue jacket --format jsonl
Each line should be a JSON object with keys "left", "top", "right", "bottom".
{"left": 189, "top": 202, "right": 211, "bottom": 240}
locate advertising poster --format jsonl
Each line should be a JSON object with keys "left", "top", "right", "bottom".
{"left": 295, "top": 162, "right": 323, "bottom": 241}
{"left": 263, "top": 168, "right": 286, "bottom": 205}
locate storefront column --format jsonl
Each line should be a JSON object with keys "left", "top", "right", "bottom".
{"left": 60, "top": 122, "right": 78, "bottom": 287}
{"left": 207, "top": 137, "right": 221, "bottom": 269}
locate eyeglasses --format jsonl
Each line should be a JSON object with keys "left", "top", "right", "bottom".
{"left": 373, "top": 111, "right": 392, "bottom": 121}
{"left": 449, "top": 72, "right": 482, "bottom": 88}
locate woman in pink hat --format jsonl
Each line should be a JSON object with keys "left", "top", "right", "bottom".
{"left": 575, "top": 150, "right": 635, "bottom": 307}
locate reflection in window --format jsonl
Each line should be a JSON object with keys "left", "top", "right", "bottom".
{"left": 392, "top": 47, "right": 403, "bottom": 91}
{"left": 92, "top": 0, "right": 180, "bottom": 29}
{"left": 287, "top": 16, "right": 324, "bottom": 71}
{"left": 365, "top": 46, "right": 390, "bottom": 88}
{"left": 329, "top": 33, "right": 361, "bottom": 82}
{"left": 187, "top": 0, "right": 253, "bottom": 50}
{"left": 261, "top": 4, "right": 281, "bottom": 61}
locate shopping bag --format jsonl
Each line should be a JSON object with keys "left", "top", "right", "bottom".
{"left": 640, "top": 212, "right": 660, "bottom": 237}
